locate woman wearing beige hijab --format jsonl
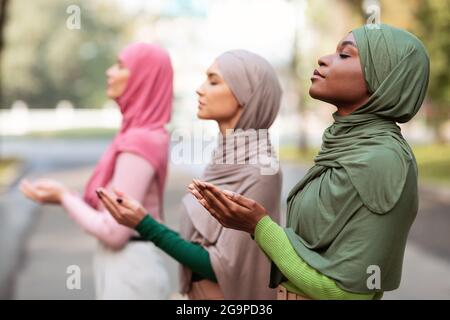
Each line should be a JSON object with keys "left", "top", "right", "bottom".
{"left": 97, "top": 50, "right": 283, "bottom": 299}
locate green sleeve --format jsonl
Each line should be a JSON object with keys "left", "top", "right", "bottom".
{"left": 254, "top": 216, "right": 375, "bottom": 300}
{"left": 135, "top": 215, "right": 217, "bottom": 282}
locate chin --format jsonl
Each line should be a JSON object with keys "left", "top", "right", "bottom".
{"left": 308, "top": 86, "right": 321, "bottom": 100}
{"left": 199, "top": 106, "right": 218, "bottom": 120}
{"left": 197, "top": 110, "right": 208, "bottom": 119}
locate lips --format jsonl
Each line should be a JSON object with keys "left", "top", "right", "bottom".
{"left": 313, "top": 69, "right": 325, "bottom": 78}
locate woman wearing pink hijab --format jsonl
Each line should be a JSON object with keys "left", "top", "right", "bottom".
{"left": 20, "top": 43, "right": 173, "bottom": 299}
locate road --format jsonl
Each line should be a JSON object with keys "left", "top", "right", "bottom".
{"left": 1, "top": 137, "right": 449, "bottom": 299}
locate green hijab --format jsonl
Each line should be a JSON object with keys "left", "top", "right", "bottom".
{"left": 271, "top": 24, "right": 430, "bottom": 293}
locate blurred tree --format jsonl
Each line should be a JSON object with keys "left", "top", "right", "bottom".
{"left": 415, "top": 0, "right": 450, "bottom": 143}
{"left": 0, "top": 0, "right": 9, "bottom": 104}
{"left": 1, "top": 0, "right": 129, "bottom": 108}
{"left": 290, "top": 0, "right": 362, "bottom": 153}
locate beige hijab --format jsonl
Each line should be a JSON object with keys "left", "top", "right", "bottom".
{"left": 179, "top": 50, "right": 283, "bottom": 299}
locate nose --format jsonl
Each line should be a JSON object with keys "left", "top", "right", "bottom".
{"left": 196, "top": 83, "right": 205, "bottom": 97}
{"left": 106, "top": 66, "right": 114, "bottom": 78}
{"left": 318, "top": 54, "right": 331, "bottom": 67}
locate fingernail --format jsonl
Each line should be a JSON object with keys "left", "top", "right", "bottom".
{"left": 116, "top": 198, "right": 123, "bottom": 204}
{"left": 96, "top": 190, "right": 102, "bottom": 198}
{"left": 223, "top": 190, "right": 234, "bottom": 197}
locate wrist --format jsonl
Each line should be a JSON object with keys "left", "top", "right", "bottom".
{"left": 250, "top": 214, "right": 269, "bottom": 237}
{"left": 253, "top": 215, "right": 273, "bottom": 243}
{"left": 58, "top": 189, "right": 70, "bottom": 203}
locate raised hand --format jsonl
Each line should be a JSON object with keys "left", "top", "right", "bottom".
{"left": 20, "top": 178, "right": 68, "bottom": 205}
{"left": 96, "top": 188, "right": 146, "bottom": 228}
{"left": 188, "top": 179, "right": 268, "bottom": 235}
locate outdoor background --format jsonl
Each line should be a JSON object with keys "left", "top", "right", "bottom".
{"left": 0, "top": 0, "right": 449, "bottom": 299}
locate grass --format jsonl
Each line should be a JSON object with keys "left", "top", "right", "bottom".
{"left": 25, "top": 128, "right": 118, "bottom": 139}
{"left": 0, "top": 157, "right": 22, "bottom": 191}
{"left": 279, "top": 146, "right": 319, "bottom": 165}
{"left": 413, "top": 144, "right": 450, "bottom": 186}
{"left": 280, "top": 144, "right": 450, "bottom": 185}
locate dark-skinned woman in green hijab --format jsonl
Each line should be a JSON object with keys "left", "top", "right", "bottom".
{"left": 189, "top": 24, "right": 430, "bottom": 300}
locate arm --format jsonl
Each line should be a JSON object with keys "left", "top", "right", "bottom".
{"left": 255, "top": 216, "right": 375, "bottom": 300}
{"left": 61, "top": 152, "right": 154, "bottom": 250}
{"left": 135, "top": 215, "right": 217, "bottom": 282}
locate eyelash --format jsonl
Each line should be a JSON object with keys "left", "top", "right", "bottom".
{"left": 339, "top": 54, "right": 350, "bottom": 59}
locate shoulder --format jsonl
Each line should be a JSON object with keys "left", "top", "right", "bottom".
{"left": 361, "top": 143, "right": 414, "bottom": 175}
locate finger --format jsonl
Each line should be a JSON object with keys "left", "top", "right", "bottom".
{"left": 192, "top": 180, "right": 233, "bottom": 215}
{"left": 98, "top": 188, "right": 122, "bottom": 218}
{"left": 193, "top": 179, "right": 206, "bottom": 190}
{"left": 20, "top": 181, "right": 41, "bottom": 202}
{"left": 198, "top": 197, "right": 218, "bottom": 216}
{"left": 203, "top": 182, "right": 248, "bottom": 213}
{"left": 99, "top": 195, "right": 121, "bottom": 221}
{"left": 201, "top": 187, "right": 231, "bottom": 216}
{"left": 20, "top": 179, "right": 34, "bottom": 191}
{"left": 111, "top": 188, "right": 141, "bottom": 212}
{"left": 199, "top": 201, "right": 227, "bottom": 227}
{"left": 192, "top": 181, "right": 237, "bottom": 215}
{"left": 188, "top": 188, "right": 204, "bottom": 201}
{"left": 112, "top": 187, "right": 125, "bottom": 197}
{"left": 187, "top": 183, "right": 197, "bottom": 192}
{"left": 115, "top": 194, "right": 141, "bottom": 212}
{"left": 21, "top": 184, "right": 38, "bottom": 201}
{"left": 190, "top": 183, "right": 205, "bottom": 198}
{"left": 222, "top": 190, "right": 256, "bottom": 210}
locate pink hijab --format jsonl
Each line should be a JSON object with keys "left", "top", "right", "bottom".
{"left": 84, "top": 43, "right": 173, "bottom": 218}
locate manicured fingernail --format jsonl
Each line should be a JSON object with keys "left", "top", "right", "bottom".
{"left": 223, "top": 190, "right": 233, "bottom": 197}
{"left": 116, "top": 198, "right": 123, "bottom": 204}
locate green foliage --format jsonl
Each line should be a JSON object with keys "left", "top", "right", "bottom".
{"left": 280, "top": 144, "right": 450, "bottom": 185}
{"left": 415, "top": 0, "right": 450, "bottom": 125}
{"left": 413, "top": 144, "right": 450, "bottom": 185}
{"left": 1, "top": 0, "right": 128, "bottom": 108}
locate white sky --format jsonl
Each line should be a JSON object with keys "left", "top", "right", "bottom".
{"left": 115, "top": 0, "right": 302, "bottom": 65}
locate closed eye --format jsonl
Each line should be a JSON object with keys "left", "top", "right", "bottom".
{"left": 339, "top": 53, "right": 350, "bottom": 59}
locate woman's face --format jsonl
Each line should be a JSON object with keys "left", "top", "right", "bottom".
{"left": 309, "top": 32, "right": 370, "bottom": 113}
{"left": 196, "top": 61, "right": 242, "bottom": 122}
{"left": 106, "top": 60, "right": 130, "bottom": 98}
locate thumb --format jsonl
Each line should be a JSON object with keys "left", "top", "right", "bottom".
{"left": 112, "top": 187, "right": 125, "bottom": 197}
{"left": 223, "top": 190, "right": 255, "bottom": 209}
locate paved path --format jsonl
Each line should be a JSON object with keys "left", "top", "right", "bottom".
{"left": 1, "top": 137, "right": 449, "bottom": 299}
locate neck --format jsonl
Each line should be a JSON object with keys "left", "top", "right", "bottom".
{"left": 218, "top": 121, "right": 235, "bottom": 136}
{"left": 335, "top": 96, "right": 370, "bottom": 116}
{"left": 217, "top": 109, "right": 243, "bottom": 135}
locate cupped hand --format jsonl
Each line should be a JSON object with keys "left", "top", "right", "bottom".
{"left": 97, "top": 188, "right": 147, "bottom": 228}
{"left": 187, "top": 179, "right": 268, "bottom": 235}
{"left": 20, "top": 178, "right": 68, "bottom": 205}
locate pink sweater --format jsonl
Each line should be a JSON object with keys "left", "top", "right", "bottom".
{"left": 61, "top": 152, "right": 161, "bottom": 250}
